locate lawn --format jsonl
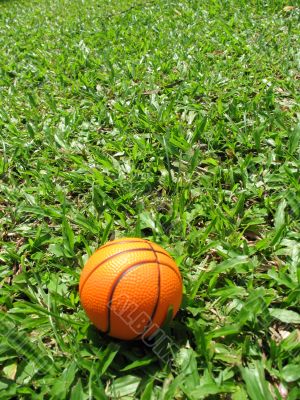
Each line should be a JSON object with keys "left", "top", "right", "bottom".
{"left": 0, "top": 0, "right": 299, "bottom": 398}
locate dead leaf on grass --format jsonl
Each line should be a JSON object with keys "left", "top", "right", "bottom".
{"left": 283, "top": 6, "right": 296, "bottom": 12}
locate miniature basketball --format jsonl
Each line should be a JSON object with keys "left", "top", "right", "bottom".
{"left": 79, "top": 238, "right": 182, "bottom": 340}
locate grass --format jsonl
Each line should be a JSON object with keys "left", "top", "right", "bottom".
{"left": 0, "top": 0, "right": 300, "bottom": 398}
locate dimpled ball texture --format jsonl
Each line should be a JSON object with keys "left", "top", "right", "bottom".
{"left": 79, "top": 238, "right": 183, "bottom": 340}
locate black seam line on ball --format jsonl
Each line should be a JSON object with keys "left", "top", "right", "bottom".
{"left": 95, "top": 239, "right": 150, "bottom": 253}
{"left": 133, "top": 242, "right": 161, "bottom": 339}
{"left": 104, "top": 262, "right": 181, "bottom": 335}
{"left": 79, "top": 247, "right": 168, "bottom": 296}
{"left": 131, "top": 262, "right": 182, "bottom": 340}
{"left": 105, "top": 260, "right": 157, "bottom": 334}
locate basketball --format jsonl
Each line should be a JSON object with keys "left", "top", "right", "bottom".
{"left": 79, "top": 238, "right": 182, "bottom": 340}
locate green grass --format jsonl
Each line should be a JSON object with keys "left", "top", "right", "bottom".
{"left": 0, "top": 0, "right": 300, "bottom": 398}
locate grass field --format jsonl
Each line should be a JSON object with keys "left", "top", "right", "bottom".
{"left": 0, "top": 0, "right": 300, "bottom": 398}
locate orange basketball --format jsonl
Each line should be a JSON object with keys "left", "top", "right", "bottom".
{"left": 79, "top": 238, "right": 182, "bottom": 340}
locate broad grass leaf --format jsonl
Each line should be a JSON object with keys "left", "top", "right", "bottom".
{"left": 233, "top": 192, "right": 246, "bottom": 216}
{"left": 11, "top": 301, "right": 83, "bottom": 326}
{"left": 169, "top": 135, "right": 189, "bottom": 151}
{"left": 73, "top": 214, "right": 99, "bottom": 235}
{"left": 232, "top": 386, "right": 248, "bottom": 400}
{"left": 99, "top": 343, "right": 120, "bottom": 376}
{"left": 161, "top": 376, "right": 182, "bottom": 400}
{"left": 191, "top": 117, "right": 207, "bottom": 144}
{"left": 21, "top": 205, "right": 62, "bottom": 219}
{"left": 62, "top": 218, "right": 75, "bottom": 256}
{"left": 1, "top": 322, "right": 53, "bottom": 375}
{"left": 2, "top": 361, "right": 17, "bottom": 380}
{"left": 176, "top": 348, "right": 200, "bottom": 390}
{"left": 274, "top": 200, "right": 286, "bottom": 232}
{"left": 236, "top": 288, "right": 267, "bottom": 326}
{"left": 210, "top": 286, "right": 246, "bottom": 298}
{"left": 190, "top": 382, "right": 234, "bottom": 398}
{"left": 281, "top": 364, "right": 300, "bottom": 382}
{"left": 189, "top": 322, "right": 210, "bottom": 363}
{"left": 267, "top": 269, "right": 296, "bottom": 289}
{"left": 0, "top": 378, "right": 17, "bottom": 398}
{"left": 0, "top": 344, "right": 16, "bottom": 363}
{"left": 90, "top": 379, "right": 108, "bottom": 400}
{"left": 208, "top": 325, "right": 240, "bottom": 339}
{"left": 50, "top": 361, "right": 77, "bottom": 399}
{"left": 269, "top": 308, "right": 300, "bottom": 324}
{"left": 240, "top": 361, "right": 273, "bottom": 400}
{"left": 140, "top": 379, "right": 154, "bottom": 400}
{"left": 16, "top": 360, "right": 39, "bottom": 385}
{"left": 288, "top": 123, "right": 300, "bottom": 155}
{"left": 280, "top": 330, "right": 300, "bottom": 353}
{"left": 100, "top": 213, "right": 114, "bottom": 245}
{"left": 214, "top": 343, "right": 241, "bottom": 363}
{"left": 107, "top": 375, "right": 141, "bottom": 398}
{"left": 120, "top": 356, "right": 155, "bottom": 372}
{"left": 48, "top": 243, "right": 65, "bottom": 257}
{"left": 211, "top": 256, "right": 250, "bottom": 274}
{"left": 70, "top": 379, "right": 85, "bottom": 400}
